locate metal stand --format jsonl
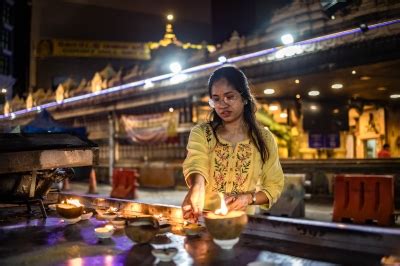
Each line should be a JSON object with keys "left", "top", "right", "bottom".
{"left": 25, "top": 199, "right": 47, "bottom": 218}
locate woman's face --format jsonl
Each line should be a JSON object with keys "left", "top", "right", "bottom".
{"left": 210, "top": 78, "right": 246, "bottom": 123}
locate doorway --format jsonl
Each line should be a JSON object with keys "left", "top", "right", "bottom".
{"left": 365, "top": 139, "right": 377, "bottom": 158}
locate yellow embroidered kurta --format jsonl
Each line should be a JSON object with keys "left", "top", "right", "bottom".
{"left": 182, "top": 123, "right": 284, "bottom": 214}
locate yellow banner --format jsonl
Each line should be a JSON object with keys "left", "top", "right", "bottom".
{"left": 37, "top": 39, "right": 151, "bottom": 60}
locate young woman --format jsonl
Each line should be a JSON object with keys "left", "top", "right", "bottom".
{"left": 182, "top": 65, "right": 284, "bottom": 222}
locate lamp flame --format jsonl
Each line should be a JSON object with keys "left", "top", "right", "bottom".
{"left": 105, "top": 225, "right": 114, "bottom": 231}
{"left": 214, "top": 193, "right": 228, "bottom": 216}
{"left": 65, "top": 199, "right": 82, "bottom": 207}
{"left": 154, "top": 214, "right": 163, "bottom": 219}
{"left": 106, "top": 207, "right": 118, "bottom": 213}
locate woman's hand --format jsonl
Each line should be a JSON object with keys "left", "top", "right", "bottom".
{"left": 225, "top": 194, "right": 251, "bottom": 211}
{"left": 181, "top": 175, "right": 205, "bottom": 223}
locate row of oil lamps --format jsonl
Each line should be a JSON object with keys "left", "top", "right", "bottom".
{"left": 52, "top": 196, "right": 248, "bottom": 260}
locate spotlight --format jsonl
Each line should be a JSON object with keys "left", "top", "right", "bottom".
{"left": 218, "top": 56, "right": 227, "bottom": 63}
{"left": 331, "top": 83, "right": 343, "bottom": 89}
{"left": 264, "top": 88, "right": 275, "bottom": 95}
{"left": 359, "top": 23, "right": 369, "bottom": 33}
{"left": 144, "top": 80, "right": 154, "bottom": 89}
{"left": 308, "top": 90, "right": 320, "bottom": 96}
{"left": 169, "top": 62, "right": 182, "bottom": 73}
{"left": 269, "top": 105, "right": 279, "bottom": 111}
{"left": 281, "top": 34, "right": 294, "bottom": 45}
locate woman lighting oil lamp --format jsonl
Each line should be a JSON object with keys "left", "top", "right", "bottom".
{"left": 204, "top": 193, "right": 248, "bottom": 249}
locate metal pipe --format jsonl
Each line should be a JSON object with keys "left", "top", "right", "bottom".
{"left": 108, "top": 112, "right": 115, "bottom": 185}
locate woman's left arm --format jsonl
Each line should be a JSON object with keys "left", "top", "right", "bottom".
{"left": 258, "top": 132, "right": 285, "bottom": 209}
{"left": 226, "top": 131, "right": 284, "bottom": 210}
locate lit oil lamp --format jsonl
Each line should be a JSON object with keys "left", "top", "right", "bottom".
{"left": 56, "top": 199, "right": 84, "bottom": 219}
{"left": 81, "top": 207, "right": 95, "bottom": 220}
{"left": 125, "top": 216, "right": 159, "bottom": 244}
{"left": 153, "top": 214, "right": 172, "bottom": 234}
{"left": 182, "top": 220, "right": 205, "bottom": 236}
{"left": 154, "top": 214, "right": 168, "bottom": 225}
{"left": 111, "top": 216, "right": 126, "bottom": 230}
{"left": 95, "top": 224, "right": 115, "bottom": 239}
{"left": 204, "top": 193, "right": 248, "bottom": 249}
{"left": 98, "top": 207, "right": 118, "bottom": 220}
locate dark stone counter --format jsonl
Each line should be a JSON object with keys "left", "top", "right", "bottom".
{"left": 0, "top": 210, "right": 344, "bottom": 266}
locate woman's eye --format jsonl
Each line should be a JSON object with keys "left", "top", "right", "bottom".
{"left": 212, "top": 98, "right": 220, "bottom": 102}
{"left": 226, "top": 95, "right": 234, "bottom": 100}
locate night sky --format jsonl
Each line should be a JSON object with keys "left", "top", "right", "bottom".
{"left": 211, "top": 0, "right": 292, "bottom": 43}
{"left": 11, "top": 0, "right": 294, "bottom": 97}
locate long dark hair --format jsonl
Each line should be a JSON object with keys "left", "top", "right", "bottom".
{"left": 208, "top": 65, "right": 269, "bottom": 163}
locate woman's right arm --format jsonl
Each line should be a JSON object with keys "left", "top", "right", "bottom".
{"left": 181, "top": 124, "right": 209, "bottom": 222}
{"left": 182, "top": 173, "right": 205, "bottom": 222}
{"left": 182, "top": 124, "right": 210, "bottom": 185}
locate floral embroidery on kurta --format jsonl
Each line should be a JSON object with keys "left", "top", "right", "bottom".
{"left": 212, "top": 142, "right": 230, "bottom": 192}
{"left": 202, "top": 124, "right": 212, "bottom": 143}
{"left": 232, "top": 143, "right": 252, "bottom": 194}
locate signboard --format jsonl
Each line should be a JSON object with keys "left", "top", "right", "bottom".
{"left": 309, "top": 133, "right": 324, "bottom": 148}
{"left": 37, "top": 39, "right": 151, "bottom": 60}
{"left": 309, "top": 133, "right": 340, "bottom": 148}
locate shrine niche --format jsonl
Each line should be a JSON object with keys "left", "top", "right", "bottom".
{"left": 5, "top": 95, "right": 25, "bottom": 114}
{"left": 26, "top": 92, "right": 33, "bottom": 110}
{"left": 3, "top": 101, "right": 9, "bottom": 115}
{"left": 26, "top": 88, "right": 53, "bottom": 109}
{"left": 91, "top": 64, "right": 117, "bottom": 93}
{"left": 55, "top": 84, "right": 65, "bottom": 103}
{"left": 55, "top": 78, "right": 77, "bottom": 103}
{"left": 91, "top": 73, "right": 102, "bottom": 93}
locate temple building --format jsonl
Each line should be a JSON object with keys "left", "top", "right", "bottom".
{"left": 1, "top": 0, "right": 399, "bottom": 195}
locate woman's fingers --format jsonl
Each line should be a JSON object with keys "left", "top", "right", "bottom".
{"left": 182, "top": 205, "right": 191, "bottom": 211}
{"left": 181, "top": 191, "right": 201, "bottom": 222}
{"left": 181, "top": 179, "right": 206, "bottom": 224}
{"left": 227, "top": 201, "right": 239, "bottom": 210}
{"left": 183, "top": 207, "right": 198, "bottom": 223}
{"left": 225, "top": 195, "right": 236, "bottom": 204}
{"left": 182, "top": 204, "right": 191, "bottom": 218}
{"left": 227, "top": 194, "right": 248, "bottom": 210}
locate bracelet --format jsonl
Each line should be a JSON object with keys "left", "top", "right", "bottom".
{"left": 249, "top": 191, "right": 256, "bottom": 205}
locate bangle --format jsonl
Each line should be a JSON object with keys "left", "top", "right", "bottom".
{"left": 249, "top": 192, "right": 256, "bottom": 205}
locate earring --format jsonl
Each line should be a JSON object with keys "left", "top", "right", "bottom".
{"left": 244, "top": 100, "right": 248, "bottom": 105}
